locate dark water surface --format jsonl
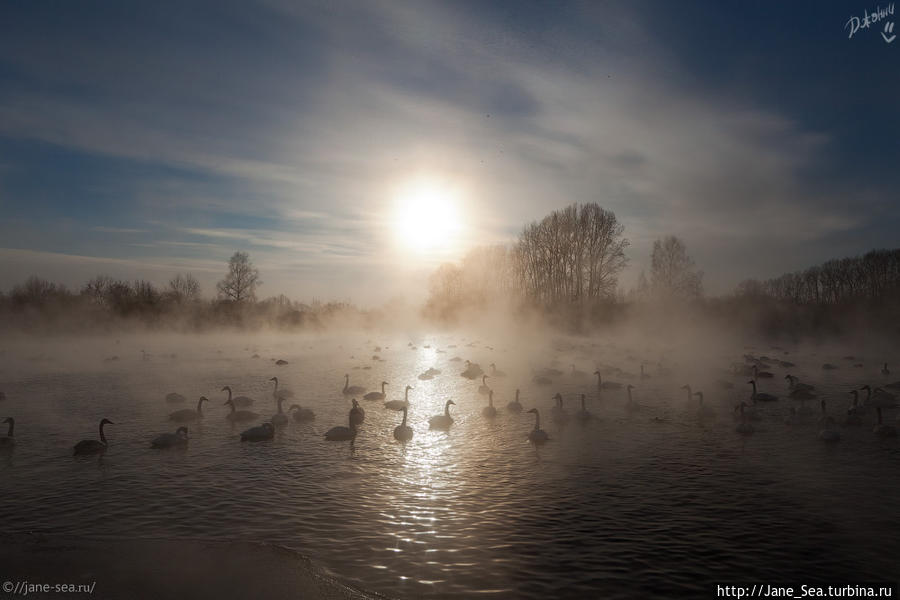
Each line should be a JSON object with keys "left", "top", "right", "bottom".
{"left": 1, "top": 333, "right": 897, "bottom": 599}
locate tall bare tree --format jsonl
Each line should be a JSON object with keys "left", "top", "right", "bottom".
{"left": 216, "top": 252, "right": 261, "bottom": 303}
{"left": 650, "top": 235, "right": 703, "bottom": 300}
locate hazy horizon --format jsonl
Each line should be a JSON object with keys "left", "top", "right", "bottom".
{"left": 2, "top": 1, "right": 898, "bottom": 307}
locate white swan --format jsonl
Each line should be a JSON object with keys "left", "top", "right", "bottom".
{"left": 393, "top": 405, "right": 413, "bottom": 442}
{"left": 364, "top": 382, "right": 388, "bottom": 401}
{"left": 221, "top": 386, "right": 254, "bottom": 408}
{"left": 490, "top": 363, "right": 507, "bottom": 378}
{"left": 240, "top": 422, "right": 275, "bottom": 442}
{"left": 73, "top": 419, "right": 114, "bottom": 455}
{"left": 165, "top": 392, "right": 187, "bottom": 404}
{"left": 785, "top": 374, "right": 814, "bottom": 392}
{"left": 550, "top": 392, "right": 569, "bottom": 423}
{"left": 526, "top": 408, "right": 549, "bottom": 444}
{"left": 873, "top": 407, "right": 897, "bottom": 437}
{"left": 324, "top": 411, "right": 358, "bottom": 441}
{"left": 169, "top": 397, "right": 208, "bottom": 422}
{"left": 1, "top": 417, "right": 14, "bottom": 447}
{"left": 478, "top": 375, "right": 491, "bottom": 395}
{"left": 151, "top": 426, "right": 188, "bottom": 449}
{"left": 681, "top": 384, "right": 692, "bottom": 404}
{"left": 428, "top": 400, "right": 455, "bottom": 430}
{"left": 748, "top": 379, "right": 778, "bottom": 402}
{"left": 594, "top": 370, "right": 622, "bottom": 390}
{"left": 342, "top": 374, "right": 366, "bottom": 396}
{"left": 482, "top": 390, "right": 497, "bottom": 418}
{"left": 576, "top": 394, "right": 592, "bottom": 422}
{"left": 349, "top": 399, "right": 365, "bottom": 426}
{"left": 385, "top": 385, "right": 413, "bottom": 411}
{"left": 625, "top": 385, "right": 640, "bottom": 413}
{"left": 695, "top": 391, "right": 716, "bottom": 419}
{"left": 289, "top": 403, "right": 315, "bottom": 422}
{"left": 270, "top": 377, "right": 294, "bottom": 400}
{"left": 225, "top": 398, "right": 260, "bottom": 422}
{"left": 507, "top": 389, "right": 523, "bottom": 412}
{"left": 272, "top": 396, "right": 289, "bottom": 427}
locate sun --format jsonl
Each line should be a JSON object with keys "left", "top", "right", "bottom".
{"left": 392, "top": 179, "right": 463, "bottom": 251}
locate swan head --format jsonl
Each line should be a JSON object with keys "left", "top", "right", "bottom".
{"left": 384, "top": 381, "right": 390, "bottom": 386}
{"left": 680, "top": 384, "right": 690, "bottom": 391}
{"left": 176, "top": 426, "right": 189, "bottom": 436}
{"left": 406, "top": 385, "right": 413, "bottom": 391}
{"left": 527, "top": 408, "right": 539, "bottom": 415}
{"left": 221, "top": 386, "right": 231, "bottom": 392}
{"left": 860, "top": 385, "right": 871, "bottom": 391}
{"left": 446, "top": 400, "right": 456, "bottom": 408}
{"left": 553, "top": 393, "right": 562, "bottom": 401}
{"left": 289, "top": 404, "right": 299, "bottom": 411}
{"left": 100, "top": 418, "right": 114, "bottom": 426}
{"left": 784, "top": 374, "right": 792, "bottom": 380}
{"left": 746, "top": 380, "right": 755, "bottom": 385}
{"left": 351, "top": 399, "right": 360, "bottom": 408}
{"left": 199, "top": 396, "right": 209, "bottom": 404}
{"left": 694, "top": 391, "right": 703, "bottom": 400}
{"left": 593, "top": 370, "right": 600, "bottom": 375}
{"left": 269, "top": 376, "right": 278, "bottom": 383}
{"left": 2, "top": 417, "right": 13, "bottom": 425}
{"left": 627, "top": 384, "right": 634, "bottom": 390}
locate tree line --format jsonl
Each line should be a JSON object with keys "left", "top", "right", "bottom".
{"left": 734, "top": 248, "right": 900, "bottom": 305}
{"left": 0, "top": 252, "right": 365, "bottom": 332}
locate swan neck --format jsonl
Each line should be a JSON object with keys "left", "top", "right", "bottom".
{"left": 400, "top": 406, "right": 408, "bottom": 426}
{"left": 99, "top": 421, "right": 107, "bottom": 444}
{"left": 6, "top": 419, "right": 13, "bottom": 437}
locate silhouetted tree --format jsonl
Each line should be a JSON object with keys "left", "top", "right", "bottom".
{"left": 216, "top": 252, "right": 261, "bottom": 303}
{"left": 168, "top": 273, "right": 201, "bottom": 303}
{"left": 650, "top": 236, "right": 703, "bottom": 300}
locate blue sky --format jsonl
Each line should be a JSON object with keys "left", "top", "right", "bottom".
{"left": 1, "top": 1, "right": 898, "bottom": 303}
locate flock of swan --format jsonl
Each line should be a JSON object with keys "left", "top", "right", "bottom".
{"left": 1, "top": 347, "right": 898, "bottom": 455}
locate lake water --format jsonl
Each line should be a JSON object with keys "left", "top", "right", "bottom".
{"left": 1, "top": 332, "right": 898, "bottom": 599}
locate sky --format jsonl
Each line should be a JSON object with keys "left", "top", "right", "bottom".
{"left": 1, "top": 0, "right": 898, "bottom": 304}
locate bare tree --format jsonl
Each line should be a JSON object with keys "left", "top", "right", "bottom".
{"left": 650, "top": 236, "right": 703, "bottom": 300}
{"left": 168, "top": 273, "right": 202, "bottom": 303}
{"left": 216, "top": 252, "right": 261, "bottom": 303}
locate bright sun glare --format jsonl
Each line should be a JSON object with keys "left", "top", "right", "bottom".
{"left": 393, "top": 179, "right": 463, "bottom": 251}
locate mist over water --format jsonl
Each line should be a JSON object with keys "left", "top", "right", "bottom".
{"left": 1, "top": 316, "right": 898, "bottom": 599}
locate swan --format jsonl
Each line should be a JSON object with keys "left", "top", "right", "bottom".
{"left": 490, "top": 363, "right": 507, "bottom": 378}
{"left": 385, "top": 385, "right": 413, "bottom": 411}
{"left": 734, "top": 403, "right": 754, "bottom": 435}
{"left": 342, "top": 374, "right": 366, "bottom": 396}
{"left": 478, "top": 375, "right": 491, "bottom": 395}
{"left": 551, "top": 393, "right": 569, "bottom": 423}
{"left": 151, "top": 426, "right": 188, "bottom": 449}
{"left": 859, "top": 385, "right": 898, "bottom": 408}
{"left": 269, "top": 377, "right": 294, "bottom": 400}
{"left": 393, "top": 405, "right": 413, "bottom": 442}
{"left": 625, "top": 385, "right": 640, "bottom": 413}
{"left": 873, "top": 407, "right": 897, "bottom": 437}
{"left": 526, "top": 408, "right": 549, "bottom": 444}
{"left": 428, "top": 400, "right": 455, "bottom": 430}
{"left": 594, "top": 370, "right": 622, "bottom": 390}
{"left": 507, "top": 389, "right": 523, "bottom": 412}
{"left": 816, "top": 399, "right": 836, "bottom": 428}
{"left": 324, "top": 411, "right": 358, "bottom": 441}
{"left": 570, "top": 364, "right": 588, "bottom": 379}
{"left": 349, "top": 399, "right": 365, "bottom": 426}
{"left": 576, "top": 394, "right": 592, "bottom": 422}
{"left": 73, "top": 418, "right": 114, "bottom": 455}
{"left": 748, "top": 380, "right": 778, "bottom": 402}
{"left": 0, "top": 417, "right": 14, "bottom": 447}
{"left": 482, "top": 390, "right": 497, "bottom": 418}
{"left": 695, "top": 391, "right": 715, "bottom": 419}
{"left": 272, "top": 397, "right": 289, "bottom": 427}
{"left": 785, "top": 375, "right": 815, "bottom": 392}
{"left": 532, "top": 372, "right": 552, "bottom": 385}
{"left": 165, "top": 392, "right": 187, "bottom": 404}
{"left": 640, "top": 364, "right": 651, "bottom": 380}
{"left": 240, "top": 422, "right": 275, "bottom": 442}
{"left": 225, "top": 399, "right": 260, "bottom": 422}
{"left": 680, "top": 384, "right": 692, "bottom": 404}
{"left": 169, "top": 397, "right": 208, "bottom": 422}
{"left": 882, "top": 362, "right": 890, "bottom": 376}
{"left": 221, "top": 386, "right": 254, "bottom": 408}
{"left": 752, "top": 365, "right": 774, "bottom": 379}
{"left": 289, "top": 404, "right": 315, "bottom": 422}
{"left": 364, "top": 382, "right": 388, "bottom": 401}
{"left": 461, "top": 361, "right": 484, "bottom": 380}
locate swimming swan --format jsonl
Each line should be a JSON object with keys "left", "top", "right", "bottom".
{"left": 507, "top": 389, "right": 523, "bottom": 412}
{"left": 385, "top": 385, "right": 413, "bottom": 411}
{"left": 342, "top": 374, "right": 366, "bottom": 396}
{"left": 73, "top": 419, "right": 114, "bottom": 455}
{"left": 151, "top": 426, "right": 188, "bottom": 449}
{"left": 482, "top": 390, "right": 497, "bottom": 418}
{"left": 349, "top": 399, "right": 365, "bottom": 426}
{"left": 324, "top": 411, "right": 358, "bottom": 441}
{"left": 393, "top": 405, "right": 413, "bottom": 442}
{"left": 241, "top": 422, "right": 275, "bottom": 442}
{"left": 429, "top": 400, "right": 455, "bottom": 430}
{"left": 527, "top": 408, "right": 549, "bottom": 444}
{"left": 225, "top": 399, "right": 260, "bottom": 422}
{"left": 364, "top": 381, "right": 388, "bottom": 401}
{"left": 0, "top": 417, "right": 14, "bottom": 447}
{"left": 289, "top": 404, "right": 315, "bottom": 422}
{"left": 222, "top": 385, "right": 254, "bottom": 408}
{"left": 169, "top": 397, "right": 208, "bottom": 422}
